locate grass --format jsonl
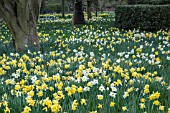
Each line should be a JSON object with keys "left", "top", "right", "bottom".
{"left": 0, "top": 13, "right": 170, "bottom": 113}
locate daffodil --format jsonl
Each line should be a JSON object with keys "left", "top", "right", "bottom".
{"left": 122, "top": 106, "right": 127, "bottom": 111}
{"left": 110, "top": 102, "right": 115, "bottom": 107}
{"left": 97, "top": 95, "right": 103, "bottom": 100}
{"left": 98, "top": 104, "right": 102, "bottom": 109}
{"left": 81, "top": 99, "right": 86, "bottom": 105}
{"left": 159, "top": 106, "right": 164, "bottom": 111}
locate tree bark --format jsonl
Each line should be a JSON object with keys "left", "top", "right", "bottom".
{"left": 62, "top": 0, "right": 65, "bottom": 18}
{"left": 0, "top": 0, "right": 41, "bottom": 52}
{"left": 87, "top": 0, "right": 92, "bottom": 20}
{"left": 72, "top": 0, "right": 85, "bottom": 25}
{"left": 94, "top": 0, "right": 98, "bottom": 17}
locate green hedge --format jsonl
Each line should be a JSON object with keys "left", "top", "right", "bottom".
{"left": 115, "top": 5, "right": 170, "bottom": 31}
{"left": 133, "top": 0, "right": 170, "bottom": 5}
{"left": 40, "top": 3, "right": 62, "bottom": 14}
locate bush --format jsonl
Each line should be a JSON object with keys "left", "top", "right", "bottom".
{"left": 40, "top": 3, "right": 63, "bottom": 14}
{"left": 134, "top": 0, "right": 170, "bottom": 5}
{"left": 115, "top": 5, "right": 170, "bottom": 31}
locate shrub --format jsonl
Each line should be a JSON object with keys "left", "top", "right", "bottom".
{"left": 148, "top": 0, "right": 170, "bottom": 5}
{"left": 115, "top": 5, "right": 170, "bottom": 31}
{"left": 40, "top": 3, "right": 63, "bottom": 14}
{"left": 128, "top": 0, "right": 170, "bottom": 5}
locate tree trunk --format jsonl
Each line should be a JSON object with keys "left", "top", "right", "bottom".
{"left": 72, "top": 0, "right": 85, "bottom": 25}
{"left": 94, "top": 0, "right": 98, "bottom": 17}
{"left": 0, "top": 0, "right": 42, "bottom": 53}
{"left": 87, "top": 0, "right": 92, "bottom": 20}
{"left": 62, "top": 0, "right": 65, "bottom": 18}
{"left": 67, "top": 3, "right": 70, "bottom": 13}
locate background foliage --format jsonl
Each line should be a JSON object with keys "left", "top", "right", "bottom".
{"left": 115, "top": 5, "right": 170, "bottom": 31}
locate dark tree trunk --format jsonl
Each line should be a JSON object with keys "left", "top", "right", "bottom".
{"left": 62, "top": 0, "right": 65, "bottom": 18}
{"left": 87, "top": 0, "right": 92, "bottom": 20}
{"left": 94, "top": 0, "right": 98, "bottom": 17}
{"left": 41, "top": 0, "right": 45, "bottom": 12}
{"left": 72, "top": 0, "right": 85, "bottom": 25}
{"left": 67, "top": 1, "right": 71, "bottom": 13}
{"left": 0, "top": 0, "right": 42, "bottom": 53}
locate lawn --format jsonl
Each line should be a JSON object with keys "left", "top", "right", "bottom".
{"left": 0, "top": 13, "right": 170, "bottom": 113}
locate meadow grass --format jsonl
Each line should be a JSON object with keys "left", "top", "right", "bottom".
{"left": 0, "top": 13, "right": 170, "bottom": 113}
